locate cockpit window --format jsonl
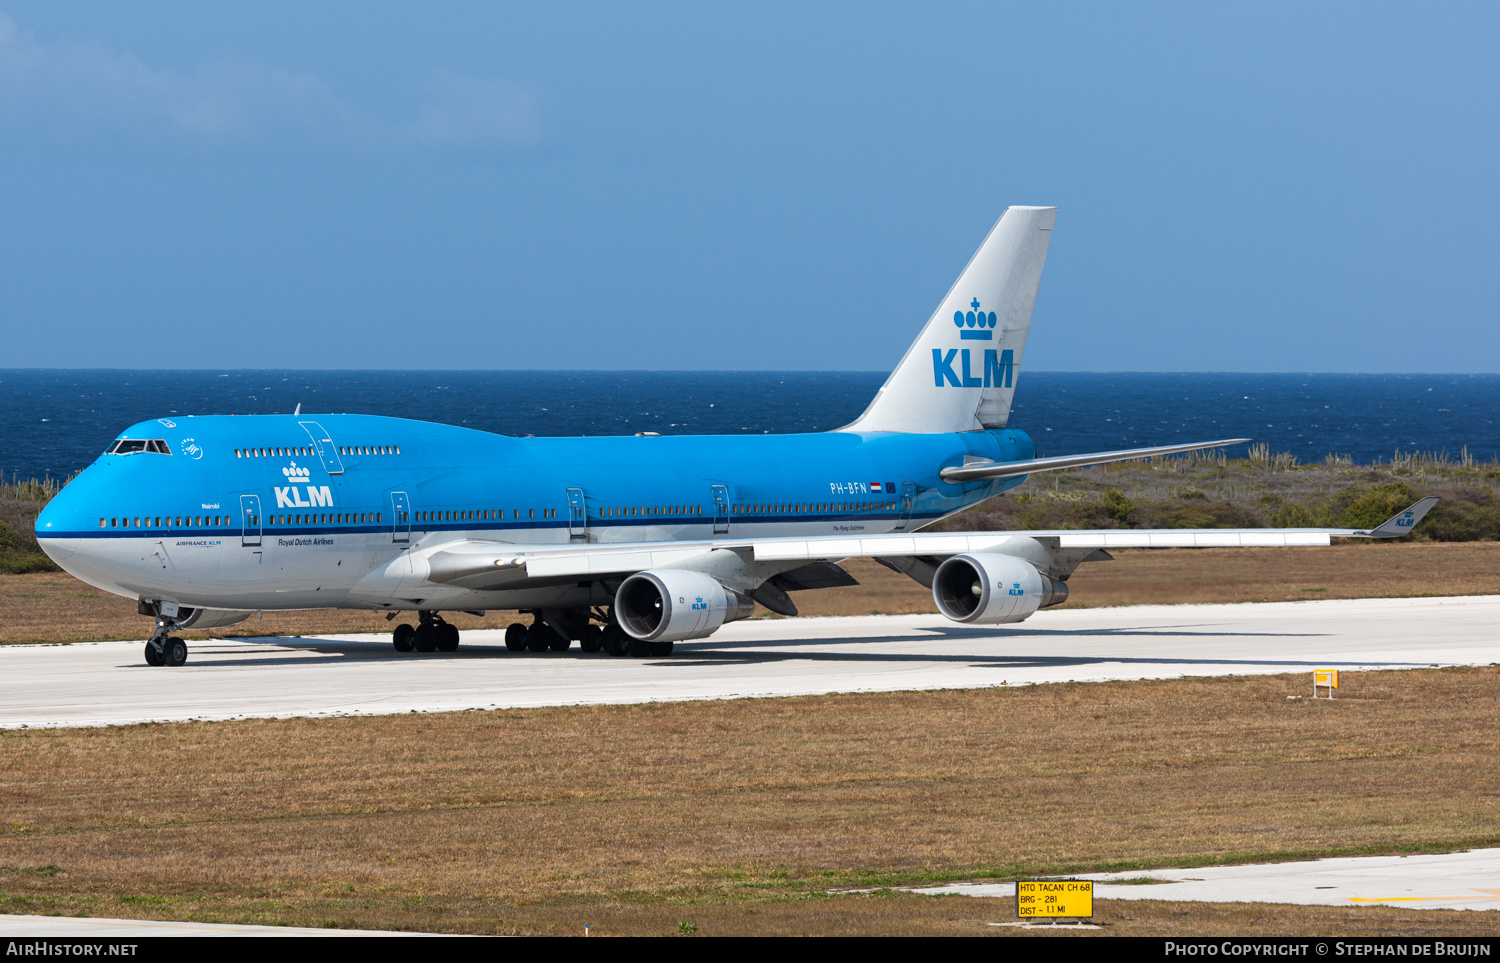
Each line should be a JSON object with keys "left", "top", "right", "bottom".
{"left": 107, "top": 439, "right": 171, "bottom": 455}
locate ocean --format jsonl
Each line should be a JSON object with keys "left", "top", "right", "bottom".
{"left": 2, "top": 370, "right": 1498, "bottom": 483}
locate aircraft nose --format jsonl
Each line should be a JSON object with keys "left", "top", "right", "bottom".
{"left": 34, "top": 477, "right": 90, "bottom": 562}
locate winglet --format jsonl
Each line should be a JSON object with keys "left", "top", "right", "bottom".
{"left": 1362, "top": 497, "right": 1439, "bottom": 538}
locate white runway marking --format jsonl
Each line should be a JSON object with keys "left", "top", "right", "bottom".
{"left": 916, "top": 848, "right": 1500, "bottom": 912}
{"left": 2, "top": 595, "right": 1498, "bottom": 729}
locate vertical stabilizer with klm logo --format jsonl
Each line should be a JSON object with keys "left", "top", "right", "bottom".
{"left": 842, "top": 206, "right": 1055, "bottom": 433}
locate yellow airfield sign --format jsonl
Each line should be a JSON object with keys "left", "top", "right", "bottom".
{"left": 1016, "top": 879, "right": 1094, "bottom": 919}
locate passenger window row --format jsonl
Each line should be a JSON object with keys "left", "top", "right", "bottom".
{"left": 266, "top": 513, "right": 378, "bottom": 525}
{"left": 414, "top": 508, "right": 556, "bottom": 522}
{"left": 733, "top": 502, "right": 882, "bottom": 514}
{"left": 102, "top": 515, "right": 226, "bottom": 529}
{"left": 234, "top": 445, "right": 400, "bottom": 458}
{"left": 101, "top": 512, "right": 381, "bottom": 529}
{"left": 601, "top": 506, "right": 703, "bottom": 518}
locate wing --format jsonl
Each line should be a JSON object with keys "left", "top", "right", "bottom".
{"left": 415, "top": 497, "right": 1439, "bottom": 584}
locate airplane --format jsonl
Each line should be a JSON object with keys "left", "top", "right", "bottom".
{"left": 34, "top": 206, "right": 1437, "bottom": 667}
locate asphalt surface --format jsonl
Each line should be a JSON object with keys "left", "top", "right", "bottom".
{"left": 2, "top": 595, "right": 1498, "bottom": 728}
{"left": 917, "top": 848, "right": 1500, "bottom": 912}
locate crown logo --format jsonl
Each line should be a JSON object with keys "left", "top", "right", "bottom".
{"left": 282, "top": 462, "right": 311, "bottom": 481}
{"left": 953, "top": 297, "right": 996, "bottom": 340}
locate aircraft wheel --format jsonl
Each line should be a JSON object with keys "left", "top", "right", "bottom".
{"left": 504, "top": 622, "right": 528, "bottom": 652}
{"left": 162, "top": 637, "right": 188, "bottom": 667}
{"left": 413, "top": 624, "right": 437, "bottom": 652}
{"left": 437, "top": 623, "right": 460, "bottom": 652}
{"left": 579, "top": 625, "right": 603, "bottom": 653}
{"left": 548, "top": 632, "right": 571, "bottom": 652}
{"left": 524, "top": 624, "right": 551, "bottom": 652}
{"left": 626, "top": 634, "right": 652, "bottom": 658}
{"left": 648, "top": 640, "right": 674, "bottom": 657}
{"left": 600, "top": 625, "right": 627, "bottom": 657}
{"left": 392, "top": 623, "right": 415, "bottom": 652}
{"left": 144, "top": 641, "right": 164, "bottom": 667}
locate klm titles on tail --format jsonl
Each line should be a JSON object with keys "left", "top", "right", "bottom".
{"left": 933, "top": 297, "right": 1013, "bottom": 388}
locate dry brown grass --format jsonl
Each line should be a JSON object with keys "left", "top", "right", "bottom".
{"left": 5, "top": 542, "right": 1500, "bottom": 643}
{"left": 2, "top": 668, "right": 1499, "bottom": 934}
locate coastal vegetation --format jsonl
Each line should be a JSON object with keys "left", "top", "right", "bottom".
{"left": 937, "top": 445, "right": 1500, "bottom": 541}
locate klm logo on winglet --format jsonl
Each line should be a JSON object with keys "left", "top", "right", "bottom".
{"left": 933, "top": 298, "right": 1013, "bottom": 387}
{"left": 1396, "top": 511, "right": 1415, "bottom": 528}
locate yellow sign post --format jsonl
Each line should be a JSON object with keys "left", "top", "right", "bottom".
{"left": 1016, "top": 879, "right": 1094, "bottom": 920}
{"left": 1314, "top": 669, "right": 1339, "bottom": 699}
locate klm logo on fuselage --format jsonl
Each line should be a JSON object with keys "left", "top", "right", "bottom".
{"left": 933, "top": 297, "right": 1013, "bottom": 388}
{"left": 275, "top": 461, "right": 333, "bottom": 509}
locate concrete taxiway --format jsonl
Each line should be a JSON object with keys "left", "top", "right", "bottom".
{"left": 0, "top": 914, "right": 415, "bottom": 937}
{"left": 916, "top": 848, "right": 1500, "bottom": 911}
{"left": 2, "top": 595, "right": 1497, "bottom": 728}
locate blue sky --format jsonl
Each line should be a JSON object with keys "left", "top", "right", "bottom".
{"left": 0, "top": 2, "right": 1495, "bottom": 372}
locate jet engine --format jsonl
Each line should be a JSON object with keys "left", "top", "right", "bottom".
{"left": 931, "top": 553, "right": 1067, "bottom": 625}
{"left": 175, "top": 607, "right": 253, "bottom": 630}
{"left": 614, "top": 570, "right": 756, "bottom": 642}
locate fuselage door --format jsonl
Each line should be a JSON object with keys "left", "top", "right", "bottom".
{"left": 895, "top": 482, "right": 916, "bottom": 531}
{"left": 239, "top": 494, "right": 263, "bottom": 547}
{"left": 298, "top": 421, "right": 344, "bottom": 475}
{"left": 711, "top": 484, "right": 730, "bottom": 535}
{"left": 566, "top": 488, "right": 587, "bottom": 540}
{"left": 390, "top": 491, "right": 411, "bottom": 543}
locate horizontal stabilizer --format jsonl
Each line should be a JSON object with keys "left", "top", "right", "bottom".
{"left": 939, "top": 438, "right": 1251, "bottom": 482}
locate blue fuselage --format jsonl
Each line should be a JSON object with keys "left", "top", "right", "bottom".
{"left": 35, "top": 413, "right": 1034, "bottom": 611}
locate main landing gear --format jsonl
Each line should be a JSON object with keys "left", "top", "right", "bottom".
{"left": 503, "top": 608, "right": 673, "bottom": 658}
{"left": 392, "top": 611, "right": 460, "bottom": 653}
{"left": 143, "top": 615, "right": 188, "bottom": 667}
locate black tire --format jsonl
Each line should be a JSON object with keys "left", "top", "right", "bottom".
{"left": 626, "top": 634, "right": 652, "bottom": 658}
{"left": 648, "top": 640, "right": 674, "bottom": 657}
{"left": 392, "top": 623, "right": 415, "bottom": 652}
{"left": 144, "top": 641, "right": 164, "bottom": 667}
{"left": 524, "top": 624, "right": 551, "bottom": 652}
{"left": 437, "top": 623, "right": 460, "bottom": 652}
{"left": 548, "top": 631, "right": 571, "bottom": 652}
{"left": 579, "top": 625, "right": 603, "bottom": 653}
{"left": 601, "top": 625, "right": 627, "bottom": 657}
{"left": 504, "top": 622, "right": 528, "bottom": 652}
{"left": 162, "top": 636, "right": 188, "bottom": 667}
{"left": 414, "top": 624, "right": 437, "bottom": 652}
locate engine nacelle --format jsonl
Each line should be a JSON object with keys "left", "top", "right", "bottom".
{"left": 931, "top": 553, "right": 1067, "bottom": 625}
{"left": 615, "top": 569, "right": 756, "bottom": 642}
{"left": 176, "top": 607, "right": 253, "bottom": 630}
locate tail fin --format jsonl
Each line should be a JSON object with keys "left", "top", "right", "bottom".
{"left": 843, "top": 206, "right": 1055, "bottom": 433}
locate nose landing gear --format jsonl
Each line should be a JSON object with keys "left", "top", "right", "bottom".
{"left": 143, "top": 615, "right": 188, "bottom": 667}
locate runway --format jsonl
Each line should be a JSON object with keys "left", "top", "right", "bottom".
{"left": 2, "top": 595, "right": 1498, "bottom": 728}
{"left": 916, "top": 848, "right": 1500, "bottom": 912}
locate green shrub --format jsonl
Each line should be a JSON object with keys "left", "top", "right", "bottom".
{"left": 1100, "top": 488, "right": 1134, "bottom": 524}
{"left": 1334, "top": 482, "right": 1416, "bottom": 530}
{"left": 1420, "top": 490, "right": 1500, "bottom": 542}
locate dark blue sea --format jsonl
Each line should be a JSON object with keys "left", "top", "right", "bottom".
{"left": 2, "top": 370, "right": 1498, "bottom": 483}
